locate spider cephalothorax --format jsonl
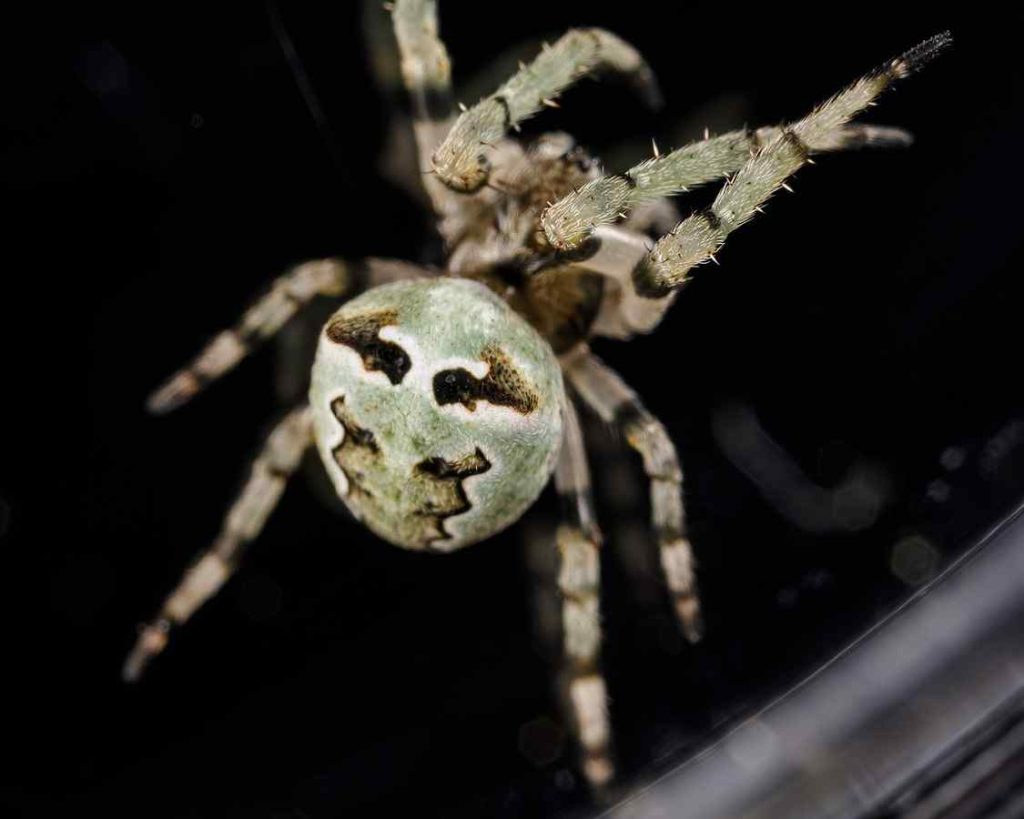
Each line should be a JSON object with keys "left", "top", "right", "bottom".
{"left": 125, "top": 0, "right": 949, "bottom": 790}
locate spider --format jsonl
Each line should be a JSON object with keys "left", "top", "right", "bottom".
{"left": 123, "top": 0, "right": 950, "bottom": 790}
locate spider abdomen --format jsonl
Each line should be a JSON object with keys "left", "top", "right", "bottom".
{"left": 309, "top": 278, "right": 564, "bottom": 551}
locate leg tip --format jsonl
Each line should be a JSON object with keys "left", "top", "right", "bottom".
{"left": 121, "top": 656, "right": 144, "bottom": 684}
{"left": 146, "top": 372, "right": 201, "bottom": 415}
{"left": 122, "top": 620, "right": 171, "bottom": 682}
{"left": 675, "top": 597, "right": 704, "bottom": 643}
{"left": 583, "top": 754, "right": 616, "bottom": 790}
{"left": 894, "top": 31, "right": 953, "bottom": 77}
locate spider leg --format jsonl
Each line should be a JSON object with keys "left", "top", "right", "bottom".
{"left": 389, "top": 1, "right": 475, "bottom": 233}
{"left": 123, "top": 405, "right": 313, "bottom": 682}
{"left": 541, "top": 122, "right": 913, "bottom": 251}
{"left": 554, "top": 393, "right": 614, "bottom": 788}
{"left": 433, "top": 28, "right": 658, "bottom": 193}
{"left": 390, "top": 0, "right": 453, "bottom": 155}
{"left": 565, "top": 349, "right": 702, "bottom": 643}
{"left": 147, "top": 258, "right": 425, "bottom": 414}
{"left": 630, "top": 32, "right": 951, "bottom": 299}
{"left": 558, "top": 224, "right": 677, "bottom": 339}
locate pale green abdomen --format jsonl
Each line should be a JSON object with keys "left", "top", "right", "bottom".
{"left": 309, "top": 278, "right": 564, "bottom": 551}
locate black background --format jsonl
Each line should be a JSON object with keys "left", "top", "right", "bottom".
{"left": 5, "top": 3, "right": 1024, "bottom": 817}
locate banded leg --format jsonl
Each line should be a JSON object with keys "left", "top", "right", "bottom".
{"left": 632, "top": 32, "right": 951, "bottom": 298}
{"left": 541, "top": 122, "right": 913, "bottom": 251}
{"left": 147, "top": 259, "right": 347, "bottom": 413}
{"left": 147, "top": 258, "right": 425, "bottom": 414}
{"left": 433, "top": 28, "right": 658, "bottom": 192}
{"left": 561, "top": 225, "right": 678, "bottom": 340}
{"left": 389, "top": 0, "right": 469, "bottom": 233}
{"left": 123, "top": 406, "right": 314, "bottom": 682}
{"left": 555, "top": 395, "right": 614, "bottom": 787}
{"left": 565, "top": 350, "right": 702, "bottom": 642}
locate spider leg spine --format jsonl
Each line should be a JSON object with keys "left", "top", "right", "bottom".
{"left": 432, "top": 27, "right": 657, "bottom": 192}
{"left": 631, "top": 32, "right": 951, "bottom": 299}
{"left": 542, "top": 119, "right": 917, "bottom": 252}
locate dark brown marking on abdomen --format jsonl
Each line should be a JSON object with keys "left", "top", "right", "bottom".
{"left": 415, "top": 449, "right": 492, "bottom": 544}
{"left": 433, "top": 346, "right": 539, "bottom": 414}
{"left": 325, "top": 309, "right": 411, "bottom": 385}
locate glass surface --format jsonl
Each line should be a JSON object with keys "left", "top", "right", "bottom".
{"left": 4, "top": 4, "right": 1022, "bottom": 817}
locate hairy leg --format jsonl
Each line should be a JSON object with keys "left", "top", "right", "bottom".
{"left": 541, "top": 122, "right": 913, "bottom": 251}
{"left": 433, "top": 28, "right": 658, "bottom": 192}
{"left": 532, "top": 37, "right": 947, "bottom": 340}
{"left": 565, "top": 350, "right": 702, "bottom": 642}
{"left": 123, "top": 406, "right": 313, "bottom": 681}
{"left": 554, "top": 394, "right": 614, "bottom": 787}
{"left": 631, "top": 33, "right": 951, "bottom": 298}
{"left": 147, "top": 258, "right": 425, "bottom": 414}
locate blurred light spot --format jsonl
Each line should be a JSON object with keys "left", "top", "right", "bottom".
{"left": 713, "top": 402, "right": 890, "bottom": 534}
{"left": 940, "top": 446, "right": 966, "bottom": 472}
{"left": 831, "top": 480, "right": 883, "bottom": 531}
{"left": 981, "top": 420, "right": 1024, "bottom": 476}
{"left": 518, "top": 716, "right": 565, "bottom": 767}
{"left": 235, "top": 574, "right": 283, "bottom": 623}
{"left": 926, "top": 479, "right": 951, "bottom": 503}
{"left": 890, "top": 535, "right": 940, "bottom": 587}
{"left": 726, "top": 720, "right": 778, "bottom": 771}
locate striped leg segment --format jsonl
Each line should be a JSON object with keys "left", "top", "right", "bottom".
{"left": 541, "top": 122, "right": 913, "bottom": 251}
{"left": 555, "top": 395, "right": 614, "bottom": 788}
{"left": 566, "top": 351, "right": 702, "bottom": 643}
{"left": 123, "top": 406, "right": 314, "bottom": 682}
{"left": 389, "top": 0, "right": 470, "bottom": 229}
{"left": 390, "top": 0, "right": 453, "bottom": 136}
{"left": 632, "top": 32, "right": 951, "bottom": 299}
{"left": 147, "top": 259, "right": 350, "bottom": 414}
{"left": 562, "top": 224, "right": 678, "bottom": 340}
{"left": 433, "top": 28, "right": 658, "bottom": 193}
{"left": 147, "top": 258, "right": 427, "bottom": 415}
